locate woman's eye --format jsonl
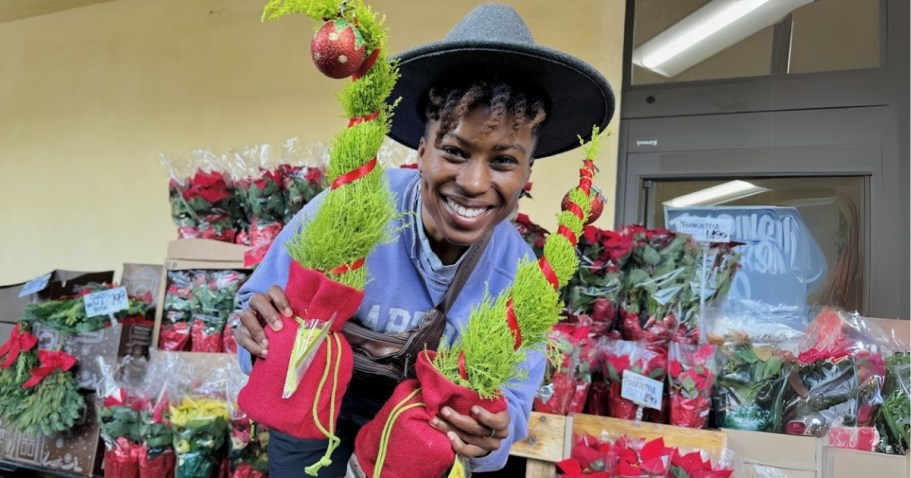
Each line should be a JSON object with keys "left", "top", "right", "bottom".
{"left": 441, "top": 146, "right": 464, "bottom": 158}
{"left": 492, "top": 156, "right": 518, "bottom": 167}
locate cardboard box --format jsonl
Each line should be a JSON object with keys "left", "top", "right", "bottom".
{"left": 152, "top": 239, "right": 250, "bottom": 349}
{"left": 724, "top": 429, "right": 819, "bottom": 478}
{"left": 822, "top": 446, "right": 910, "bottom": 478}
{"left": 0, "top": 270, "right": 115, "bottom": 324}
{"left": 0, "top": 394, "right": 103, "bottom": 477}
{"left": 34, "top": 321, "right": 152, "bottom": 391}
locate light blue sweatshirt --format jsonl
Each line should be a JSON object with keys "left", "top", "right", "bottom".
{"left": 237, "top": 168, "right": 545, "bottom": 472}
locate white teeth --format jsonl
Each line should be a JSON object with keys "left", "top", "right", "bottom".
{"left": 447, "top": 198, "right": 486, "bottom": 218}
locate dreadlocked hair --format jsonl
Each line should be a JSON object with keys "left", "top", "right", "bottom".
{"left": 424, "top": 80, "right": 548, "bottom": 146}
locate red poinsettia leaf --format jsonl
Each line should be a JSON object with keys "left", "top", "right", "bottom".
{"left": 618, "top": 461, "right": 643, "bottom": 477}
{"left": 556, "top": 458, "right": 584, "bottom": 476}
{"left": 573, "top": 442, "right": 603, "bottom": 469}
{"left": 583, "top": 225, "right": 601, "bottom": 244}
{"left": 640, "top": 437, "right": 667, "bottom": 461}
{"left": 642, "top": 456, "right": 669, "bottom": 475}
{"left": 679, "top": 451, "right": 706, "bottom": 471}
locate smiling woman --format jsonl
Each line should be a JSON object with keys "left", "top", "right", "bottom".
{"left": 234, "top": 3, "right": 615, "bottom": 477}
{"left": 416, "top": 82, "right": 546, "bottom": 264}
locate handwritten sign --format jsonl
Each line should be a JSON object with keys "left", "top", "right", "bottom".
{"left": 83, "top": 287, "right": 129, "bottom": 317}
{"left": 18, "top": 272, "right": 53, "bottom": 298}
{"left": 675, "top": 216, "right": 734, "bottom": 243}
{"left": 621, "top": 370, "right": 664, "bottom": 410}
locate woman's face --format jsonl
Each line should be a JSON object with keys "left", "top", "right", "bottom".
{"left": 417, "top": 104, "right": 536, "bottom": 264}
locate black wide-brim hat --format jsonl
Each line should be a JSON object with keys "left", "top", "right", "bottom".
{"left": 387, "top": 3, "right": 615, "bottom": 159}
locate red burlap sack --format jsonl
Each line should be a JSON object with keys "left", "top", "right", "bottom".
{"left": 355, "top": 350, "right": 508, "bottom": 478}
{"left": 238, "top": 261, "right": 363, "bottom": 473}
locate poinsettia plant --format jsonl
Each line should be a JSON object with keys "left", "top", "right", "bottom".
{"left": 167, "top": 167, "right": 238, "bottom": 243}
{"left": 783, "top": 308, "right": 888, "bottom": 435}
{"left": 563, "top": 226, "right": 632, "bottom": 335}
{"left": 534, "top": 323, "right": 596, "bottom": 415}
{"left": 601, "top": 338, "right": 667, "bottom": 421}
{"left": 668, "top": 342, "right": 718, "bottom": 429}
{"left": 619, "top": 226, "right": 698, "bottom": 352}
{"left": 713, "top": 332, "right": 794, "bottom": 433}
{"left": 236, "top": 163, "right": 286, "bottom": 267}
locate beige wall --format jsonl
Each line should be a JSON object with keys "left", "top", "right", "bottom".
{"left": 0, "top": 0, "right": 624, "bottom": 285}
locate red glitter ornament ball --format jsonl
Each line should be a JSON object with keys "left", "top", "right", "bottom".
{"left": 310, "top": 18, "right": 367, "bottom": 79}
{"left": 562, "top": 187, "right": 606, "bottom": 225}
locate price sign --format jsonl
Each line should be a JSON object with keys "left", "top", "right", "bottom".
{"left": 675, "top": 216, "right": 734, "bottom": 243}
{"left": 621, "top": 369, "right": 664, "bottom": 410}
{"left": 18, "top": 272, "right": 53, "bottom": 298}
{"left": 83, "top": 287, "right": 129, "bottom": 317}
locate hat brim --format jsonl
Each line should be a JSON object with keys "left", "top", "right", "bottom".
{"left": 387, "top": 40, "right": 615, "bottom": 159}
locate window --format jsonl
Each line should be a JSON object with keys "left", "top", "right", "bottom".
{"left": 630, "top": 0, "right": 881, "bottom": 85}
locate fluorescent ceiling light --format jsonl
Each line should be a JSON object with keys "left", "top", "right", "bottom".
{"left": 632, "top": 0, "right": 813, "bottom": 77}
{"left": 663, "top": 180, "right": 769, "bottom": 208}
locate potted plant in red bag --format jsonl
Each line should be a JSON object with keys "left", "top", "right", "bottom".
{"left": 354, "top": 130, "right": 605, "bottom": 478}
{"left": 237, "top": 0, "right": 398, "bottom": 475}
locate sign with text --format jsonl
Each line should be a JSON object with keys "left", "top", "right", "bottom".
{"left": 83, "top": 287, "right": 128, "bottom": 317}
{"left": 666, "top": 206, "right": 828, "bottom": 329}
{"left": 621, "top": 369, "right": 664, "bottom": 410}
{"left": 675, "top": 216, "right": 734, "bottom": 243}
{"left": 18, "top": 273, "right": 52, "bottom": 298}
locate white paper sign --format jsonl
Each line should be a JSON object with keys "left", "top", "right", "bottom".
{"left": 83, "top": 287, "right": 129, "bottom": 317}
{"left": 621, "top": 369, "right": 664, "bottom": 410}
{"left": 18, "top": 272, "right": 53, "bottom": 298}
{"left": 675, "top": 216, "right": 734, "bottom": 243}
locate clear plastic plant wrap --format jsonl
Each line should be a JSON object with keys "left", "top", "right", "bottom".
{"left": 534, "top": 323, "right": 595, "bottom": 415}
{"left": 599, "top": 337, "right": 666, "bottom": 422}
{"left": 161, "top": 149, "right": 239, "bottom": 243}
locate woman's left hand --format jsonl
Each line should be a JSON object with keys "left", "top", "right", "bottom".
{"left": 430, "top": 405, "right": 511, "bottom": 458}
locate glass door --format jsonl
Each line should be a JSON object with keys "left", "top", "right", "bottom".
{"left": 644, "top": 176, "right": 866, "bottom": 313}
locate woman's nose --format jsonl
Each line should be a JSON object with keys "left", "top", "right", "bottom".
{"left": 456, "top": 159, "right": 491, "bottom": 195}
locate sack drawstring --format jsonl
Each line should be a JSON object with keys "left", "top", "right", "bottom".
{"left": 305, "top": 332, "right": 343, "bottom": 476}
{"left": 374, "top": 387, "right": 425, "bottom": 478}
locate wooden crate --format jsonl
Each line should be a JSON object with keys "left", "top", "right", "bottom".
{"left": 510, "top": 413, "right": 727, "bottom": 478}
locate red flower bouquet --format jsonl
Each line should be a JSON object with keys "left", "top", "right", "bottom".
{"left": 235, "top": 163, "right": 287, "bottom": 268}
{"left": 783, "top": 308, "right": 889, "bottom": 435}
{"left": 618, "top": 226, "right": 697, "bottom": 353}
{"left": 159, "top": 270, "right": 197, "bottom": 351}
{"left": 668, "top": 342, "right": 718, "bottom": 429}
{"left": 563, "top": 226, "right": 632, "bottom": 335}
{"left": 189, "top": 270, "right": 247, "bottom": 353}
{"left": 601, "top": 338, "right": 667, "bottom": 421}
{"left": 168, "top": 168, "right": 237, "bottom": 243}
{"left": 535, "top": 323, "right": 595, "bottom": 415}
{"left": 98, "top": 398, "right": 144, "bottom": 478}
{"left": 138, "top": 377, "right": 174, "bottom": 478}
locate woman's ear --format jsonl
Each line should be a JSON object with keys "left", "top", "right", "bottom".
{"left": 416, "top": 136, "right": 428, "bottom": 169}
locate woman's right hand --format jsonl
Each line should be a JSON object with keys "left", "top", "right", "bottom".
{"left": 234, "top": 285, "right": 293, "bottom": 359}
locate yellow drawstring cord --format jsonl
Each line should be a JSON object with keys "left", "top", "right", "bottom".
{"left": 305, "top": 332, "right": 343, "bottom": 476}
{"left": 373, "top": 387, "right": 425, "bottom": 478}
